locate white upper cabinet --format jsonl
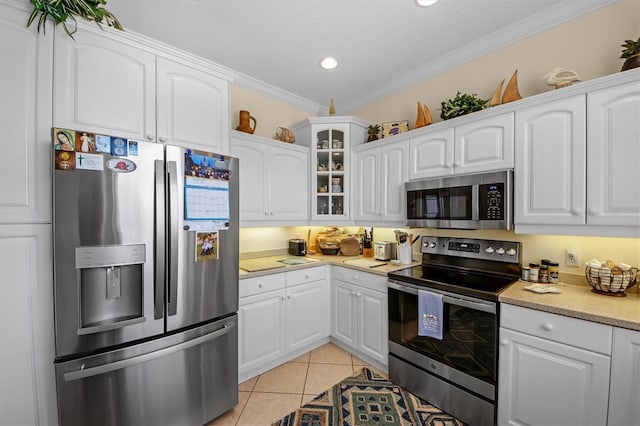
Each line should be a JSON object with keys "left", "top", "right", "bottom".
{"left": 230, "top": 131, "right": 309, "bottom": 224}
{"left": 408, "top": 113, "right": 513, "bottom": 180}
{"left": 354, "top": 140, "right": 408, "bottom": 224}
{"left": 454, "top": 112, "right": 514, "bottom": 175}
{"left": 515, "top": 95, "right": 586, "bottom": 225}
{"left": 0, "top": 2, "right": 52, "bottom": 224}
{"left": 587, "top": 80, "right": 640, "bottom": 227}
{"left": 53, "top": 24, "right": 232, "bottom": 153}
{"left": 409, "top": 128, "right": 454, "bottom": 180}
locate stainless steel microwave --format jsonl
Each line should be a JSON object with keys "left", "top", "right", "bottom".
{"left": 405, "top": 170, "right": 513, "bottom": 230}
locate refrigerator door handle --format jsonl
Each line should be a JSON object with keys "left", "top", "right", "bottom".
{"left": 63, "top": 322, "right": 236, "bottom": 382}
{"left": 154, "top": 160, "right": 166, "bottom": 320}
{"left": 167, "top": 160, "right": 179, "bottom": 316}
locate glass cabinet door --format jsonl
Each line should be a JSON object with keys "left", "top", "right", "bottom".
{"left": 314, "top": 127, "right": 347, "bottom": 219}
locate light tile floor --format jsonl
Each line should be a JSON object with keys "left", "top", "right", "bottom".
{"left": 208, "top": 343, "right": 386, "bottom": 426}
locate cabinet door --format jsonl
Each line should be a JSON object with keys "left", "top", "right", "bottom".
{"left": 311, "top": 124, "right": 349, "bottom": 221}
{"left": 354, "top": 149, "right": 380, "bottom": 221}
{"left": 286, "top": 280, "right": 329, "bottom": 352}
{"left": 156, "top": 57, "right": 229, "bottom": 153}
{"left": 515, "top": 96, "right": 586, "bottom": 225}
{"left": 409, "top": 128, "right": 454, "bottom": 179}
{"left": 455, "top": 113, "right": 514, "bottom": 174}
{"left": 608, "top": 327, "right": 640, "bottom": 426}
{"left": 498, "top": 328, "right": 610, "bottom": 426}
{"left": 230, "top": 141, "right": 269, "bottom": 221}
{"left": 0, "top": 3, "right": 52, "bottom": 224}
{"left": 0, "top": 225, "right": 57, "bottom": 426}
{"left": 587, "top": 81, "right": 640, "bottom": 227}
{"left": 331, "top": 280, "right": 358, "bottom": 349}
{"left": 357, "top": 287, "right": 388, "bottom": 366}
{"left": 238, "top": 290, "right": 286, "bottom": 373}
{"left": 53, "top": 25, "right": 156, "bottom": 140}
{"left": 379, "top": 141, "right": 409, "bottom": 222}
{"left": 270, "top": 149, "right": 309, "bottom": 221}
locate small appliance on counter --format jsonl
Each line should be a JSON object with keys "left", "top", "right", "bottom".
{"left": 288, "top": 239, "right": 307, "bottom": 256}
{"left": 375, "top": 241, "right": 396, "bottom": 261}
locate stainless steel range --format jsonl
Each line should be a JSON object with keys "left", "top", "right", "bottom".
{"left": 387, "top": 236, "right": 521, "bottom": 426}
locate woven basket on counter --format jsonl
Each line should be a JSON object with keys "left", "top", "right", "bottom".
{"left": 585, "top": 265, "right": 638, "bottom": 296}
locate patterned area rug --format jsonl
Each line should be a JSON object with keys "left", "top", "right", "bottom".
{"left": 272, "top": 367, "right": 467, "bottom": 426}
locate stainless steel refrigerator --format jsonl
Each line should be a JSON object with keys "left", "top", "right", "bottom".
{"left": 52, "top": 133, "right": 239, "bottom": 426}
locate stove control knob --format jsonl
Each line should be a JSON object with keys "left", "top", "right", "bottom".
{"left": 507, "top": 248, "right": 517, "bottom": 256}
{"left": 496, "top": 247, "right": 505, "bottom": 255}
{"left": 429, "top": 242, "right": 436, "bottom": 248}
{"left": 485, "top": 246, "right": 495, "bottom": 254}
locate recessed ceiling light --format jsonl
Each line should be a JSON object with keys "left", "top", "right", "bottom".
{"left": 320, "top": 57, "right": 338, "bottom": 70}
{"left": 415, "top": 0, "right": 438, "bottom": 6}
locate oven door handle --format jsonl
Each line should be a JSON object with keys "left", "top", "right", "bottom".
{"left": 388, "top": 281, "right": 496, "bottom": 314}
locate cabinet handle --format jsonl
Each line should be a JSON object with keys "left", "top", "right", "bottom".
{"left": 542, "top": 323, "right": 554, "bottom": 331}
{"left": 258, "top": 283, "right": 263, "bottom": 288}
{"left": 158, "top": 136, "right": 167, "bottom": 143}
{"left": 352, "top": 275, "right": 360, "bottom": 281}
{"left": 146, "top": 134, "right": 154, "bottom": 141}
{"left": 305, "top": 274, "right": 311, "bottom": 279}
{"left": 264, "top": 212, "right": 269, "bottom": 216}
{"left": 500, "top": 339, "right": 508, "bottom": 346}
{"left": 280, "top": 295, "right": 286, "bottom": 301}
{"left": 270, "top": 212, "right": 274, "bottom": 216}
{"left": 588, "top": 208, "right": 598, "bottom": 215}
{"left": 351, "top": 291, "right": 357, "bottom": 296}
{"left": 356, "top": 292, "right": 362, "bottom": 297}
{"left": 287, "top": 294, "right": 292, "bottom": 300}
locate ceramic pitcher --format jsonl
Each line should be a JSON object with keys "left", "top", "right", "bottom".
{"left": 236, "top": 110, "right": 256, "bottom": 134}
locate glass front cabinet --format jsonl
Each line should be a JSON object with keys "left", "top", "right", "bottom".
{"left": 291, "top": 117, "right": 368, "bottom": 222}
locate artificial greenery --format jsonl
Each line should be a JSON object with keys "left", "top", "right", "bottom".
{"left": 367, "top": 124, "right": 381, "bottom": 135}
{"left": 440, "top": 92, "right": 488, "bottom": 121}
{"left": 27, "top": 0, "right": 123, "bottom": 38}
{"left": 620, "top": 37, "right": 640, "bottom": 58}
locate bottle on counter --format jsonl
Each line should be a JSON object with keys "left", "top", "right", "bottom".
{"left": 548, "top": 262, "right": 559, "bottom": 284}
{"left": 529, "top": 263, "right": 540, "bottom": 282}
{"left": 521, "top": 265, "right": 530, "bottom": 281}
{"left": 539, "top": 263, "right": 549, "bottom": 283}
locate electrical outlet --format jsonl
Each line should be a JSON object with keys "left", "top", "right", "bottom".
{"left": 565, "top": 249, "right": 580, "bottom": 267}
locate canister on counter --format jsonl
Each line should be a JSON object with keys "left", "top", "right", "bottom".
{"left": 521, "top": 265, "right": 530, "bottom": 281}
{"left": 529, "top": 263, "right": 540, "bottom": 282}
{"left": 539, "top": 263, "right": 549, "bottom": 283}
{"left": 549, "top": 261, "right": 559, "bottom": 284}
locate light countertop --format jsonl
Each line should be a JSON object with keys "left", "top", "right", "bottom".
{"left": 499, "top": 280, "right": 640, "bottom": 331}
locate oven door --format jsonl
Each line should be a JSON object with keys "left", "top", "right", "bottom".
{"left": 387, "top": 280, "right": 498, "bottom": 401}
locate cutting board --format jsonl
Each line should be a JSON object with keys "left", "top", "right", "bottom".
{"left": 239, "top": 258, "right": 286, "bottom": 272}
{"left": 343, "top": 258, "right": 388, "bottom": 268}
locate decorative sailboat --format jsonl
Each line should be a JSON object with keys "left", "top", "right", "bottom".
{"left": 501, "top": 69, "right": 522, "bottom": 104}
{"left": 488, "top": 79, "right": 505, "bottom": 107}
{"left": 415, "top": 102, "right": 433, "bottom": 129}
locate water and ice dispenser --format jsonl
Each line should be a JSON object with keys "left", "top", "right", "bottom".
{"left": 75, "top": 244, "right": 147, "bottom": 335}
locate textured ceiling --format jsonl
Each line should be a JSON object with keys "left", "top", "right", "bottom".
{"left": 105, "top": 0, "right": 615, "bottom": 112}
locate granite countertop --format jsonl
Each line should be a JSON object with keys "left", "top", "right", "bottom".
{"left": 499, "top": 280, "right": 640, "bottom": 331}
{"left": 239, "top": 253, "right": 420, "bottom": 278}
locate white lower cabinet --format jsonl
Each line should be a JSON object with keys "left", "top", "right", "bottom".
{"left": 498, "top": 304, "right": 612, "bottom": 426}
{"left": 608, "top": 327, "right": 640, "bottom": 426}
{"left": 331, "top": 267, "right": 388, "bottom": 368}
{"left": 238, "top": 266, "right": 329, "bottom": 381}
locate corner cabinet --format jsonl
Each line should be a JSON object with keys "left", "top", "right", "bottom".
{"left": 53, "top": 22, "right": 234, "bottom": 154}
{"left": 290, "top": 117, "right": 368, "bottom": 222}
{"left": 354, "top": 139, "right": 409, "bottom": 224}
{"left": 230, "top": 131, "right": 309, "bottom": 225}
{"left": 608, "top": 327, "right": 640, "bottom": 426}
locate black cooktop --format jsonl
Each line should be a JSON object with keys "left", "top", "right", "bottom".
{"left": 388, "top": 264, "right": 517, "bottom": 301}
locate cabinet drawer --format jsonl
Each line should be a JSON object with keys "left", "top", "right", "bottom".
{"left": 332, "top": 266, "right": 388, "bottom": 293}
{"left": 239, "top": 273, "right": 285, "bottom": 298}
{"left": 501, "top": 304, "right": 612, "bottom": 355}
{"left": 286, "top": 266, "right": 326, "bottom": 287}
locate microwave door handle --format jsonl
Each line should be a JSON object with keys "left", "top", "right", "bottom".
{"left": 154, "top": 160, "right": 165, "bottom": 320}
{"left": 471, "top": 184, "right": 479, "bottom": 221}
{"left": 167, "top": 160, "right": 179, "bottom": 316}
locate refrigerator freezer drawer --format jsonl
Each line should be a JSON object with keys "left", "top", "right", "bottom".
{"left": 55, "top": 315, "right": 238, "bottom": 426}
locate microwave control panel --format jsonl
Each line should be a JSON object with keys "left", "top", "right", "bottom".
{"left": 478, "top": 183, "right": 504, "bottom": 220}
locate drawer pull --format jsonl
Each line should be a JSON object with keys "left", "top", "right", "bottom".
{"left": 500, "top": 339, "right": 508, "bottom": 346}
{"left": 353, "top": 275, "right": 360, "bottom": 281}
{"left": 542, "top": 323, "right": 554, "bottom": 331}
{"left": 258, "top": 283, "right": 263, "bottom": 288}
{"left": 305, "top": 274, "right": 310, "bottom": 279}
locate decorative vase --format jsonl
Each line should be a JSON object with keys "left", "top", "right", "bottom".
{"left": 501, "top": 69, "right": 522, "bottom": 104}
{"left": 367, "top": 134, "right": 378, "bottom": 142}
{"left": 236, "top": 110, "right": 256, "bottom": 134}
{"left": 621, "top": 54, "right": 640, "bottom": 71}
{"left": 329, "top": 99, "right": 336, "bottom": 116}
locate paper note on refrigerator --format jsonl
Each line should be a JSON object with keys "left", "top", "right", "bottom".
{"left": 183, "top": 150, "right": 230, "bottom": 231}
